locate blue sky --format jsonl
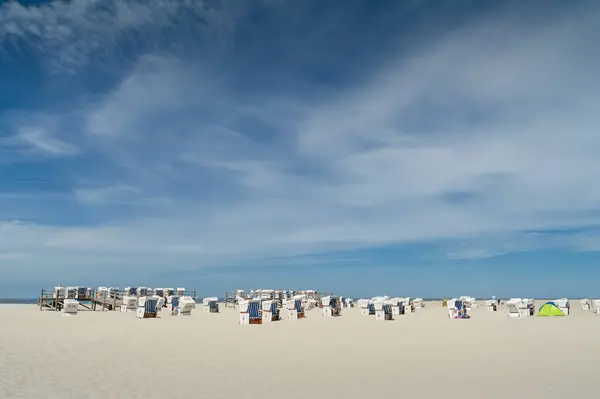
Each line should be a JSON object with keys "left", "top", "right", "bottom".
{"left": 1, "top": 0, "right": 600, "bottom": 298}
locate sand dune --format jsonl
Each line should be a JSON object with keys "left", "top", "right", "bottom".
{"left": 1, "top": 301, "right": 599, "bottom": 399}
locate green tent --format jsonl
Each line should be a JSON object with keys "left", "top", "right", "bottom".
{"left": 538, "top": 301, "right": 565, "bottom": 316}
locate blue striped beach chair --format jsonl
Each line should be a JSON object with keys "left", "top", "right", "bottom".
{"left": 136, "top": 297, "right": 158, "bottom": 319}
{"left": 66, "top": 287, "right": 77, "bottom": 299}
{"left": 262, "top": 300, "right": 280, "bottom": 322}
{"left": 168, "top": 295, "right": 180, "bottom": 315}
{"left": 295, "top": 298, "right": 305, "bottom": 319}
{"left": 368, "top": 303, "right": 375, "bottom": 315}
{"left": 330, "top": 296, "right": 341, "bottom": 316}
{"left": 76, "top": 287, "right": 86, "bottom": 300}
{"left": 248, "top": 300, "right": 262, "bottom": 324}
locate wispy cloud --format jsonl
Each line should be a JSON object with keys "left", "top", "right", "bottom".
{"left": 0, "top": 252, "right": 27, "bottom": 261}
{"left": 1, "top": 0, "right": 600, "bottom": 283}
{"left": 73, "top": 185, "right": 139, "bottom": 205}
{"left": 17, "top": 127, "right": 78, "bottom": 155}
{"left": 0, "top": 0, "right": 242, "bottom": 72}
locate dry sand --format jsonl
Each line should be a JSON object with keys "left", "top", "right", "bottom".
{"left": 1, "top": 301, "right": 599, "bottom": 399}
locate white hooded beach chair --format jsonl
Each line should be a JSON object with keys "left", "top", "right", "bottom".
{"left": 167, "top": 295, "right": 181, "bottom": 312}
{"left": 449, "top": 299, "right": 470, "bottom": 319}
{"left": 136, "top": 297, "right": 158, "bottom": 319}
{"left": 154, "top": 296, "right": 166, "bottom": 312}
{"left": 389, "top": 298, "right": 400, "bottom": 315}
{"left": 374, "top": 301, "right": 384, "bottom": 321}
{"left": 306, "top": 298, "right": 317, "bottom": 310}
{"left": 374, "top": 301, "right": 392, "bottom": 321}
{"left": 121, "top": 296, "right": 137, "bottom": 312}
{"left": 321, "top": 296, "right": 341, "bottom": 317}
{"left": 403, "top": 298, "right": 415, "bottom": 314}
{"left": 286, "top": 297, "right": 305, "bottom": 320}
{"left": 239, "top": 299, "right": 262, "bottom": 325}
{"left": 555, "top": 298, "right": 570, "bottom": 315}
{"left": 321, "top": 296, "right": 331, "bottom": 316}
{"left": 202, "top": 297, "right": 219, "bottom": 313}
{"left": 61, "top": 299, "right": 79, "bottom": 316}
{"left": 65, "top": 287, "right": 77, "bottom": 299}
{"left": 447, "top": 299, "right": 456, "bottom": 318}
{"left": 581, "top": 299, "right": 591, "bottom": 310}
{"left": 261, "top": 300, "right": 280, "bottom": 323}
{"left": 507, "top": 302, "right": 522, "bottom": 318}
{"left": 54, "top": 286, "right": 66, "bottom": 300}
{"left": 238, "top": 300, "right": 250, "bottom": 324}
{"left": 413, "top": 298, "right": 424, "bottom": 308}
{"left": 174, "top": 296, "right": 195, "bottom": 316}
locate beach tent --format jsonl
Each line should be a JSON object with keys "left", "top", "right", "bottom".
{"left": 538, "top": 302, "right": 565, "bottom": 316}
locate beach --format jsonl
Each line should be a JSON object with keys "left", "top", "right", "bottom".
{"left": 1, "top": 301, "right": 598, "bottom": 399}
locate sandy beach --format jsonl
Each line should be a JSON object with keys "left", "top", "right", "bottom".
{"left": 1, "top": 301, "right": 598, "bottom": 399}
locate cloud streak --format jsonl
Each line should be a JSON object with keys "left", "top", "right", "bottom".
{"left": 17, "top": 127, "right": 79, "bottom": 155}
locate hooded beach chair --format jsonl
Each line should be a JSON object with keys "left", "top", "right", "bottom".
{"left": 174, "top": 296, "right": 195, "bottom": 316}
{"left": 261, "top": 300, "right": 279, "bottom": 323}
{"left": 581, "top": 299, "right": 591, "bottom": 310}
{"left": 121, "top": 296, "right": 138, "bottom": 312}
{"left": 485, "top": 300, "right": 497, "bottom": 311}
{"left": 285, "top": 297, "right": 304, "bottom": 320}
{"left": 239, "top": 300, "right": 250, "bottom": 324}
{"left": 65, "top": 287, "right": 77, "bottom": 299}
{"left": 202, "top": 297, "right": 219, "bottom": 313}
{"left": 167, "top": 295, "right": 180, "bottom": 314}
{"left": 448, "top": 299, "right": 469, "bottom": 319}
{"left": 249, "top": 300, "right": 262, "bottom": 324}
{"left": 368, "top": 302, "right": 376, "bottom": 315}
{"left": 76, "top": 287, "right": 88, "bottom": 300}
{"left": 554, "top": 298, "right": 570, "bottom": 315}
{"left": 388, "top": 298, "right": 401, "bottom": 315}
{"left": 413, "top": 298, "right": 424, "bottom": 308}
{"left": 507, "top": 302, "right": 522, "bottom": 318}
{"left": 154, "top": 296, "right": 166, "bottom": 312}
{"left": 330, "top": 296, "right": 342, "bottom": 316}
{"left": 321, "top": 296, "right": 341, "bottom": 317}
{"left": 374, "top": 301, "right": 391, "bottom": 321}
{"left": 136, "top": 297, "right": 158, "bottom": 319}
{"left": 295, "top": 297, "right": 305, "bottom": 319}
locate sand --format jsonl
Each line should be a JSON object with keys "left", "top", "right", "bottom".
{"left": 0, "top": 301, "right": 598, "bottom": 399}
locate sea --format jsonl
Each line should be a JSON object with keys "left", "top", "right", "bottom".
{"left": 0, "top": 299, "right": 37, "bottom": 304}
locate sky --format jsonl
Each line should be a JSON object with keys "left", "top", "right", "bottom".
{"left": 1, "top": 0, "right": 600, "bottom": 299}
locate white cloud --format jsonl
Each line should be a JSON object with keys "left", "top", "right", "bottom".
{"left": 1, "top": 1, "right": 600, "bottom": 280}
{"left": 0, "top": 252, "right": 27, "bottom": 261}
{"left": 0, "top": 0, "right": 244, "bottom": 72}
{"left": 17, "top": 127, "right": 79, "bottom": 155}
{"left": 73, "top": 185, "right": 139, "bottom": 205}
